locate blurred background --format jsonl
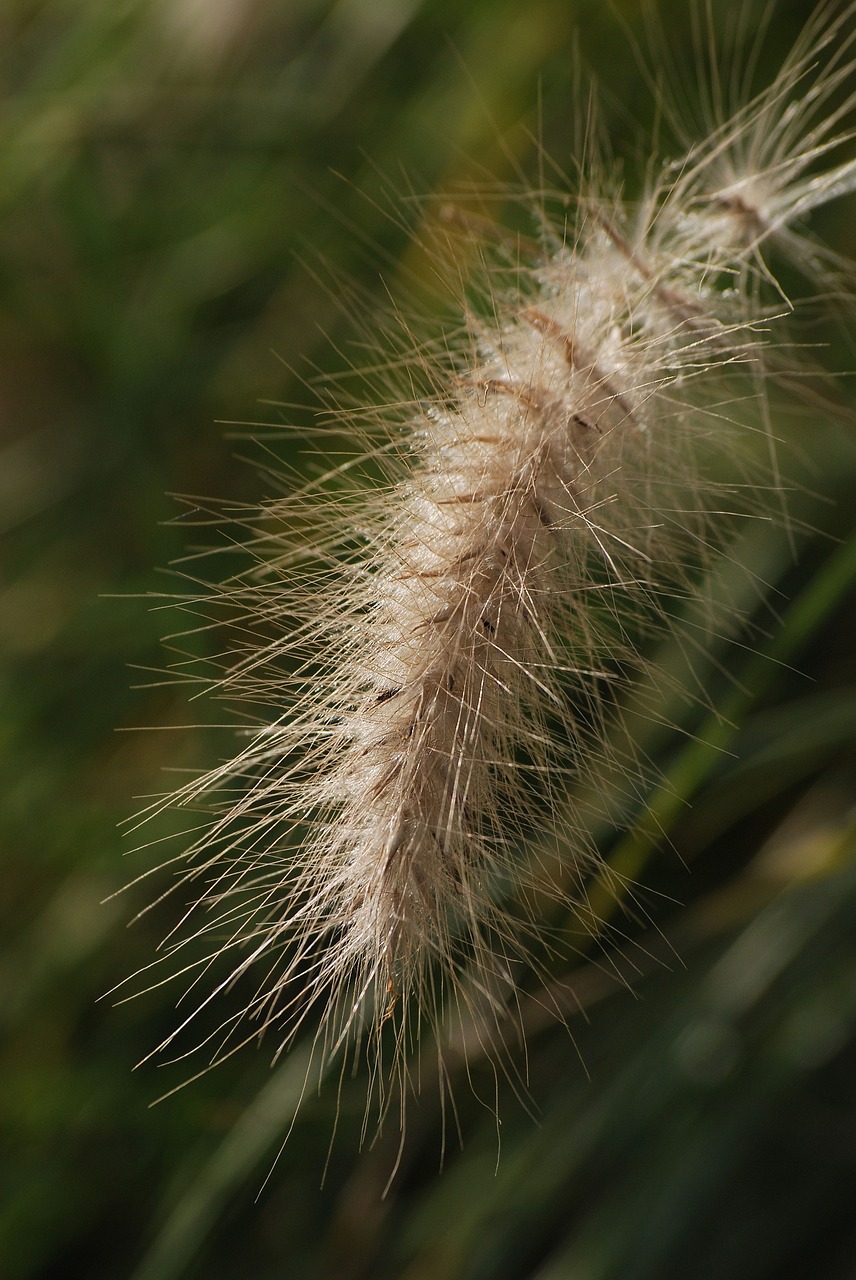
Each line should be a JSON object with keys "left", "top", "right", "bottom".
{"left": 2, "top": 1, "right": 856, "bottom": 1277}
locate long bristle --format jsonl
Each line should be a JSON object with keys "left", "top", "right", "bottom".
{"left": 128, "top": 1, "right": 856, "bottom": 1139}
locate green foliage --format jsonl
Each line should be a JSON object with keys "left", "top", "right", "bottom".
{"left": 2, "top": 2, "right": 855, "bottom": 1277}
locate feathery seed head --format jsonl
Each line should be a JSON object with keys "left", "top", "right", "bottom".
{"left": 128, "top": 1, "right": 856, "bottom": 1154}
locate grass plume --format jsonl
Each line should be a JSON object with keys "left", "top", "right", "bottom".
{"left": 127, "top": 0, "right": 856, "bottom": 1147}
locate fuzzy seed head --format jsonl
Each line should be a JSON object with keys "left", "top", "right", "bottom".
{"left": 127, "top": 1, "right": 856, "bottom": 1146}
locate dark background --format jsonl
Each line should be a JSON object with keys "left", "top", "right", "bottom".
{"left": 2, "top": 1, "right": 856, "bottom": 1277}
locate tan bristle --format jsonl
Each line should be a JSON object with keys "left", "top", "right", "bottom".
{"left": 124, "top": 0, "right": 856, "bottom": 1146}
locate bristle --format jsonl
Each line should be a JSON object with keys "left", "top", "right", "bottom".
{"left": 129, "top": 2, "right": 856, "bottom": 1139}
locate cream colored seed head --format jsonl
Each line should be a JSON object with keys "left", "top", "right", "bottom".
{"left": 129, "top": 1, "right": 856, "bottom": 1140}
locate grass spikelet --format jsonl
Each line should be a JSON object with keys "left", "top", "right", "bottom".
{"left": 128, "top": 1, "right": 856, "bottom": 1149}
